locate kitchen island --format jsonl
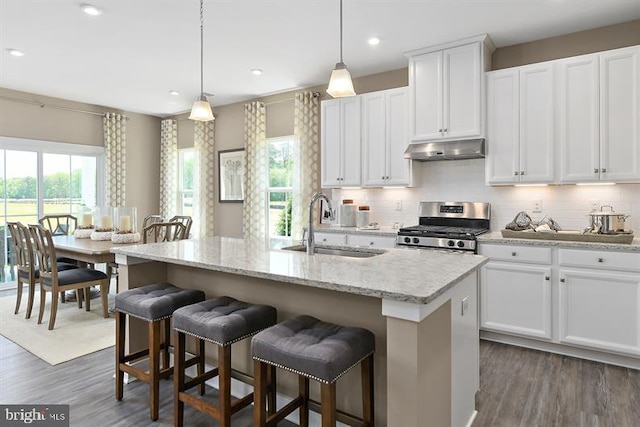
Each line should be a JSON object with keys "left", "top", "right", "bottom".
{"left": 112, "top": 237, "right": 488, "bottom": 427}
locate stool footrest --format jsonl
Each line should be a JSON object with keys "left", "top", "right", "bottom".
{"left": 122, "top": 343, "right": 170, "bottom": 364}
{"left": 119, "top": 363, "right": 173, "bottom": 383}
{"left": 183, "top": 368, "right": 219, "bottom": 390}
{"left": 307, "top": 400, "right": 367, "bottom": 427}
{"left": 266, "top": 396, "right": 304, "bottom": 427}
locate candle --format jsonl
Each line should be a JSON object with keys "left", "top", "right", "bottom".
{"left": 80, "top": 213, "right": 93, "bottom": 227}
{"left": 101, "top": 215, "right": 113, "bottom": 230}
{"left": 119, "top": 215, "right": 131, "bottom": 232}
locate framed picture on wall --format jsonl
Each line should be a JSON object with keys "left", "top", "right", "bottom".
{"left": 218, "top": 149, "right": 244, "bottom": 203}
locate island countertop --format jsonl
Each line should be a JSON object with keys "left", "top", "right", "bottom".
{"left": 111, "top": 237, "right": 487, "bottom": 305}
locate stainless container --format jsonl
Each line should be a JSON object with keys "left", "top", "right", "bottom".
{"left": 588, "top": 205, "right": 630, "bottom": 234}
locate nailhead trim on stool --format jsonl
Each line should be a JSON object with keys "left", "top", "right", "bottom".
{"left": 114, "top": 283, "right": 205, "bottom": 421}
{"left": 251, "top": 315, "right": 375, "bottom": 427}
{"left": 172, "top": 296, "right": 277, "bottom": 427}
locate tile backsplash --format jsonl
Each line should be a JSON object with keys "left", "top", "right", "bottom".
{"left": 329, "top": 159, "right": 640, "bottom": 233}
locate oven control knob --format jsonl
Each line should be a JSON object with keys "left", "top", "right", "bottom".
{"left": 412, "top": 237, "right": 420, "bottom": 244}
{"left": 404, "top": 237, "right": 411, "bottom": 244}
{"left": 457, "top": 241, "right": 465, "bottom": 248}
{"left": 447, "top": 240, "right": 455, "bottom": 247}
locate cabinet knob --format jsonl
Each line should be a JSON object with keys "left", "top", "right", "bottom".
{"left": 443, "top": 128, "right": 448, "bottom": 133}
{"left": 594, "top": 168, "right": 599, "bottom": 173}
{"left": 520, "top": 171, "right": 525, "bottom": 176}
{"left": 560, "top": 278, "right": 566, "bottom": 283}
{"left": 322, "top": 238, "right": 327, "bottom": 242}
{"left": 511, "top": 252, "right": 517, "bottom": 257}
{"left": 386, "top": 176, "right": 389, "bottom": 180}
{"left": 513, "top": 171, "right": 519, "bottom": 176}
{"left": 601, "top": 168, "right": 607, "bottom": 173}
{"left": 438, "top": 129, "right": 443, "bottom": 133}
{"left": 598, "top": 258, "right": 604, "bottom": 263}
{"left": 370, "top": 241, "right": 374, "bottom": 246}
{"left": 381, "top": 176, "right": 385, "bottom": 179}
{"left": 545, "top": 276, "right": 550, "bottom": 281}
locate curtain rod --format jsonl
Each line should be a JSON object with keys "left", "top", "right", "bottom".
{"left": 244, "top": 91, "right": 321, "bottom": 108}
{"left": 0, "top": 95, "right": 130, "bottom": 120}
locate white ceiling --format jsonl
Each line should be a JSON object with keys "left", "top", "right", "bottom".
{"left": 2, "top": 0, "right": 639, "bottom": 117}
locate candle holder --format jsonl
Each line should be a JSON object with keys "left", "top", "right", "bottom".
{"left": 112, "top": 206, "right": 140, "bottom": 244}
{"left": 74, "top": 206, "right": 95, "bottom": 239}
{"left": 91, "top": 207, "right": 114, "bottom": 241}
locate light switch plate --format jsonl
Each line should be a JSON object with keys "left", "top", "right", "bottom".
{"left": 532, "top": 199, "right": 542, "bottom": 213}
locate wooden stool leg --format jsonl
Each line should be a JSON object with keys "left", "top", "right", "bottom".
{"left": 267, "top": 365, "right": 277, "bottom": 415}
{"left": 116, "top": 312, "right": 126, "bottom": 400}
{"left": 320, "top": 382, "right": 337, "bottom": 427}
{"left": 149, "top": 320, "right": 161, "bottom": 421}
{"left": 173, "top": 330, "right": 186, "bottom": 427}
{"left": 362, "top": 354, "right": 375, "bottom": 426}
{"left": 218, "top": 345, "right": 232, "bottom": 427}
{"left": 299, "top": 376, "right": 310, "bottom": 427}
{"left": 253, "top": 360, "right": 267, "bottom": 427}
{"left": 197, "top": 338, "right": 206, "bottom": 396}
{"left": 162, "top": 318, "right": 171, "bottom": 371}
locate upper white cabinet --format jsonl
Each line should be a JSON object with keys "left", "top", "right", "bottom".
{"left": 559, "top": 46, "right": 640, "bottom": 183}
{"left": 321, "top": 97, "right": 361, "bottom": 187}
{"left": 486, "top": 63, "right": 555, "bottom": 184}
{"left": 406, "top": 35, "right": 494, "bottom": 142}
{"left": 361, "top": 87, "right": 412, "bottom": 187}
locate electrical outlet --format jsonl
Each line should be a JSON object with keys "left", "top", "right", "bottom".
{"left": 532, "top": 199, "right": 542, "bottom": 213}
{"left": 590, "top": 199, "right": 600, "bottom": 212}
{"left": 395, "top": 200, "right": 402, "bottom": 211}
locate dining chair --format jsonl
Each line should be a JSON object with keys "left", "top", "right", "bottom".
{"left": 39, "top": 214, "right": 77, "bottom": 236}
{"left": 168, "top": 215, "right": 193, "bottom": 238}
{"left": 142, "top": 222, "right": 187, "bottom": 243}
{"left": 143, "top": 215, "right": 164, "bottom": 229}
{"left": 29, "top": 224, "right": 110, "bottom": 330}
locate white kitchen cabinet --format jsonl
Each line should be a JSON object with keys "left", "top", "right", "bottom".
{"left": 479, "top": 248, "right": 552, "bottom": 339}
{"left": 406, "top": 35, "right": 492, "bottom": 142}
{"left": 347, "top": 234, "right": 397, "bottom": 249}
{"left": 361, "top": 87, "right": 412, "bottom": 187}
{"left": 314, "top": 232, "right": 347, "bottom": 246}
{"left": 486, "top": 62, "right": 554, "bottom": 184}
{"left": 321, "top": 97, "right": 361, "bottom": 187}
{"left": 559, "top": 46, "right": 640, "bottom": 183}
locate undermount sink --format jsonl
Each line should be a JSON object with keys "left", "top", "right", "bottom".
{"left": 281, "top": 245, "right": 385, "bottom": 258}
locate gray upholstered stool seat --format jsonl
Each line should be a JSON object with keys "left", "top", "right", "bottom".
{"left": 114, "top": 283, "right": 205, "bottom": 421}
{"left": 252, "top": 315, "right": 375, "bottom": 427}
{"left": 173, "top": 296, "right": 278, "bottom": 427}
{"left": 114, "top": 282, "right": 205, "bottom": 321}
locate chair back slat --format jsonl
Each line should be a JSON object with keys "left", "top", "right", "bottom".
{"left": 39, "top": 214, "right": 77, "bottom": 236}
{"left": 29, "top": 224, "right": 58, "bottom": 280}
{"left": 142, "top": 215, "right": 164, "bottom": 229}
{"left": 143, "top": 222, "right": 187, "bottom": 244}
{"left": 168, "top": 215, "right": 193, "bottom": 238}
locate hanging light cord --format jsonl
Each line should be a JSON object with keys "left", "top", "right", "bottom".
{"left": 339, "top": 0, "right": 344, "bottom": 63}
{"left": 199, "top": 0, "right": 204, "bottom": 100}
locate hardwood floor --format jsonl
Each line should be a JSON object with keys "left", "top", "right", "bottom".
{"left": 475, "top": 341, "right": 640, "bottom": 427}
{"left": 1, "top": 329, "right": 639, "bottom": 426}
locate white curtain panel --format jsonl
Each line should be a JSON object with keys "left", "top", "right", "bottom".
{"left": 103, "top": 112, "right": 127, "bottom": 207}
{"left": 194, "top": 120, "right": 216, "bottom": 238}
{"left": 292, "top": 92, "right": 320, "bottom": 240}
{"left": 159, "top": 119, "right": 178, "bottom": 219}
{"left": 242, "top": 101, "right": 267, "bottom": 239}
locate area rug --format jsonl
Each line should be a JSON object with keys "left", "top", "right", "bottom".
{"left": 0, "top": 292, "right": 115, "bottom": 365}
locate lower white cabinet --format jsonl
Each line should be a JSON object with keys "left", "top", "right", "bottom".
{"left": 314, "top": 232, "right": 396, "bottom": 249}
{"left": 314, "top": 232, "right": 347, "bottom": 246}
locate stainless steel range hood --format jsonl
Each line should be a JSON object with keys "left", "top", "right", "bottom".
{"left": 403, "top": 138, "right": 485, "bottom": 161}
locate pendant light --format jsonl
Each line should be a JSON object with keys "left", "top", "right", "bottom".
{"left": 189, "top": 0, "right": 214, "bottom": 121}
{"left": 326, "top": 0, "right": 355, "bottom": 98}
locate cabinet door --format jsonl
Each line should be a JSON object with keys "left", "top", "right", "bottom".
{"left": 362, "top": 92, "right": 387, "bottom": 186}
{"left": 559, "top": 268, "right": 640, "bottom": 356}
{"left": 385, "top": 87, "right": 411, "bottom": 186}
{"left": 486, "top": 69, "right": 520, "bottom": 184}
{"left": 340, "top": 97, "right": 362, "bottom": 186}
{"left": 409, "top": 51, "right": 443, "bottom": 141}
{"left": 321, "top": 99, "right": 343, "bottom": 187}
{"left": 600, "top": 46, "right": 640, "bottom": 182}
{"left": 519, "top": 63, "right": 555, "bottom": 182}
{"left": 480, "top": 262, "right": 552, "bottom": 339}
{"left": 558, "top": 54, "right": 600, "bottom": 183}
{"left": 348, "top": 234, "right": 396, "bottom": 249}
{"left": 314, "top": 232, "right": 347, "bottom": 245}
{"left": 444, "top": 42, "right": 482, "bottom": 140}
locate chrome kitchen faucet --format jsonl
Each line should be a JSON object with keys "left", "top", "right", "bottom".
{"left": 307, "top": 192, "right": 334, "bottom": 255}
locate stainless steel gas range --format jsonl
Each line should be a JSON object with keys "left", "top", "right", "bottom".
{"left": 396, "top": 201, "right": 491, "bottom": 253}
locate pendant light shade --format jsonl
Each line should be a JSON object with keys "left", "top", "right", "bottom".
{"left": 190, "top": 0, "right": 214, "bottom": 122}
{"left": 327, "top": 0, "right": 355, "bottom": 98}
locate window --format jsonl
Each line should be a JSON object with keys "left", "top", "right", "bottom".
{"left": 267, "top": 136, "right": 295, "bottom": 237}
{"left": 0, "top": 137, "right": 104, "bottom": 285}
{"left": 178, "top": 148, "right": 195, "bottom": 216}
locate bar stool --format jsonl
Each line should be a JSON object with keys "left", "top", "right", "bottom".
{"left": 252, "top": 315, "right": 375, "bottom": 427}
{"left": 172, "top": 296, "right": 277, "bottom": 427}
{"left": 114, "top": 282, "right": 205, "bottom": 421}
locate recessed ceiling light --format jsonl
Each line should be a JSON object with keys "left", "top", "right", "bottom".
{"left": 6, "top": 49, "right": 25, "bottom": 57}
{"left": 251, "top": 69, "right": 263, "bottom": 76}
{"left": 368, "top": 37, "right": 381, "bottom": 46}
{"left": 169, "top": 90, "right": 180, "bottom": 96}
{"left": 80, "top": 4, "right": 103, "bottom": 16}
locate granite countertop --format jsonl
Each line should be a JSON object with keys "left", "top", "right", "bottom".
{"left": 112, "top": 237, "right": 487, "bottom": 305}
{"left": 313, "top": 224, "right": 398, "bottom": 237}
{"left": 479, "top": 232, "right": 640, "bottom": 253}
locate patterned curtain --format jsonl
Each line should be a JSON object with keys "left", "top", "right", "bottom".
{"left": 159, "top": 119, "right": 178, "bottom": 219}
{"left": 103, "top": 112, "right": 127, "bottom": 207}
{"left": 194, "top": 120, "right": 216, "bottom": 238}
{"left": 242, "top": 101, "right": 267, "bottom": 239}
{"left": 291, "top": 92, "right": 320, "bottom": 240}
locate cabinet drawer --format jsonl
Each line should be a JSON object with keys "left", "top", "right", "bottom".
{"left": 314, "top": 232, "right": 347, "bottom": 246}
{"left": 479, "top": 244, "right": 551, "bottom": 264}
{"left": 348, "top": 234, "right": 396, "bottom": 249}
{"left": 558, "top": 249, "right": 640, "bottom": 272}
